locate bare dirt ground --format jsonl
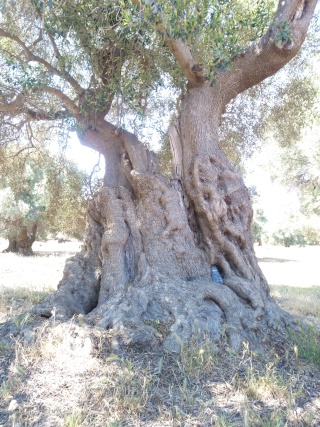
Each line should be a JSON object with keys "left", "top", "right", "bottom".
{"left": 255, "top": 245, "right": 320, "bottom": 288}
{"left": 1, "top": 239, "right": 319, "bottom": 292}
{"left": 0, "top": 239, "right": 81, "bottom": 292}
{"left": 0, "top": 239, "right": 319, "bottom": 427}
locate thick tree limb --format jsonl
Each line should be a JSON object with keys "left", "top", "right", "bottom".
{"left": 161, "top": 36, "right": 205, "bottom": 86}
{"left": 0, "top": 28, "right": 84, "bottom": 95}
{"left": 26, "top": 109, "right": 72, "bottom": 121}
{"left": 216, "top": 0, "right": 317, "bottom": 106}
{"left": 131, "top": 0, "right": 204, "bottom": 86}
{"left": 120, "top": 129, "right": 158, "bottom": 175}
{"left": 41, "top": 86, "right": 80, "bottom": 115}
{"left": 77, "top": 118, "right": 120, "bottom": 152}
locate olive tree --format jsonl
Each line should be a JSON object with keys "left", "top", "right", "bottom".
{"left": 0, "top": 0, "right": 317, "bottom": 351}
{"left": 0, "top": 147, "right": 88, "bottom": 255}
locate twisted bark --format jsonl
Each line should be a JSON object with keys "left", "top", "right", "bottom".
{"left": 35, "top": 112, "right": 291, "bottom": 352}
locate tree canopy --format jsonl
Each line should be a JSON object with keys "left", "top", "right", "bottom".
{"left": 1, "top": 0, "right": 314, "bottom": 152}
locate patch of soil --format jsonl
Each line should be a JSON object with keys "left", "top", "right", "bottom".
{"left": 255, "top": 245, "right": 320, "bottom": 287}
{"left": 0, "top": 319, "right": 319, "bottom": 427}
{"left": 0, "top": 239, "right": 80, "bottom": 292}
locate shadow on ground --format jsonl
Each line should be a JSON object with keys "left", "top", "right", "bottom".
{"left": 257, "top": 257, "right": 298, "bottom": 263}
{"left": 0, "top": 316, "right": 319, "bottom": 427}
{"left": 32, "top": 250, "right": 78, "bottom": 257}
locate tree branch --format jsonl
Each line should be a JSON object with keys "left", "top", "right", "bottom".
{"left": 162, "top": 37, "right": 205, "bottom": 86}
{"left": 26, "top": 109, "right": 72, "bottom": 121}
{"left": 7, "top": 143, "right": 36, "bottom": 159}
{"left": 0, "top": 28, "right": 84, "bottom": 95}
{"left": 216, "top": 0, "right": 317, "bottom": 106}
{"left": 29, "top": 29, "right": 43, "bottom": 50}
{"left": 0, "top": 98, "right": 71, "bottom": 122}
{"left": 1, "top": 88, "right": 77, "bottom": 125}
{"left": 46, "top": 30, "right": 63, "bottom": 62}
{"left": 131, "top": 0, "right": 204, "bottom": 86}
{"left": 1, "top": 119, "right": 28, "bottom": 131}
{"left": 41, "top": 86, "right": 80, "bottom": 115}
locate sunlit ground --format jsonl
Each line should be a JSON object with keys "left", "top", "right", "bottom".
{"left": 0, "top": 238, "right": 319, "bottom": 290}
{"left": 255, "top": 245, "right": 320, "bottom": 287}
{"left": 0, "top": 239, "right": 80, "bottom": 291}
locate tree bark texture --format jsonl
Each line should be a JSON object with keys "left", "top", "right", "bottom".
{"left": 35, "top": 86, "right": 292, "bottom": 352}
{"left": 3, "top": 224, "right": 37, "bottom": 256}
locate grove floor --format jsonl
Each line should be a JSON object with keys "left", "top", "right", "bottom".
{"left": 0, "top": 239, "right": 319, "bottom": 426}
{"left": 1, "top": 239, "right": 319, "bottom": 292}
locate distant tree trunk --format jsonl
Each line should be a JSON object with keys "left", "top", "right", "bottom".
{"left": 3, "top": 224, "right": 38, "bottom": 256}
{"left": 4, "top": 239, "right": 18, "bottom": 253}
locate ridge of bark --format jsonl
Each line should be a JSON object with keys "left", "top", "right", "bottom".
{"left": 34, "top": 145, "right": 293, "bottom": 352}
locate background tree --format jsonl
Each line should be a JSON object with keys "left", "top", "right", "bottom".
{"left": 252, "top": 209, "right": 268, "bottom": 246}
{"left": 272, "top": 222, "right": 320, "bottom": 246}
{"left": 0, "top": 0, "right": 317, "bottom": 351}
{"left": 260, "top": 50, "right": 320, "bottom": 217}
{"left": 42, "top": 153, "right": 90, "bottom": 240}
{"left": 0, "top": 147, "right": 89, "bottom": 255}
{"left": 0, "top": 165, "right": 43, "bottom": 256}
{"left": 218, "top": 20, "right": 320, "bottom": 246}
{"left": 269, "top": 126, "right": 320, "bottom": 218}
{"left": 249, "top": 186, "right": 268, "bottom": 246}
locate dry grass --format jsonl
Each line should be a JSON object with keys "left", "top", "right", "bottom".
{"left": 1, "top": 318, "right": 320, "bottom": 426}
{"left": 270, "top": 285, "right": 320, "bottom": 321}
{"left": 0, "top": 241, "right": 320, "bottom": 426}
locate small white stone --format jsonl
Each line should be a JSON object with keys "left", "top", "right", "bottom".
{"left": 8, "top": 399, "right": 18, "bottom": 411}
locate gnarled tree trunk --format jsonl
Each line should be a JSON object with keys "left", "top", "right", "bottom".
{"left": 35, "top": 109, "right": 290, "bottom": 352}
{"left": 3, "top": 224, "right": 37, "bottom": 256}
{"left": 34, "top": 0, "right": 316, "bottom": 352}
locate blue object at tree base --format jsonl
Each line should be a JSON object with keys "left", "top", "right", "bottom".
{"left": 211, "top": 266, "right": 223, "bottom": 284}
